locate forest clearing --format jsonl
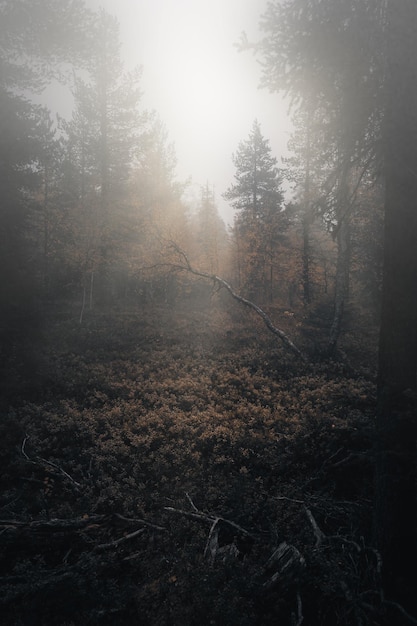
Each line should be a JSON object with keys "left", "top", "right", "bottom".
{"left": 0, "top": 296, "right": 385, "bottom": 625}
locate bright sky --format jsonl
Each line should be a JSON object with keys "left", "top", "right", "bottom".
{"left": 85, "top": 0, "right": 292, "bottom": 223}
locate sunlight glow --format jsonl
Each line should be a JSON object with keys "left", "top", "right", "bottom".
{"left": 89, "top": 0, "right": 291, "bottom": 221}
{"left": 143, "top": 2, "right": 253, "bottom": 145}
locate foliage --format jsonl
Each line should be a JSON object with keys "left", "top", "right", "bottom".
{"left": 191, "top": 182, "right": 229, "bottom": 276}
{"left": 224, "top": 120, "right": 288, "bottom": 302}
{"left": 0, "top": 302, "right": 386, "bottom": 625}
{"left": 0, "top": 0, "right": 94, "bottom": 90}
{"left": 258, "top": 0, "right": 386, "bottom": 350}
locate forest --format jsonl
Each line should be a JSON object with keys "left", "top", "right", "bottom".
{"left": 1, "top": 1, "right": 417, "bottom": 624}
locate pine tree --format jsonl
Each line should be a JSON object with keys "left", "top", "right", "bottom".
{"left": 376, "top": 0, "right": 417, "bottom": 606}
{"left": 194, "top": 183, "right": 227, "bottom": 276}
{"left": 259, "top": 0, "right": 417, "bottom": 607}
{"left": 259, "top": 0, "right": 384, "bottom": 349}
{"left": 61, "top": 10, "right": 145, "bottom": 305}
{"left": 128, "top": 117, "right": 189, "bottom": 305}
{"left": 224, "top": 120, "right": 286, "bottom": 301}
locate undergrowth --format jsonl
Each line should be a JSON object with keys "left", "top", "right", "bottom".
{"left": 0, "top": 301, "right": 394, "bottom": 625}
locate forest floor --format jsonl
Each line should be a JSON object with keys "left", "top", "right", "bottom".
{"left": 0, "top": 297, "right": 392, "bottom": 625}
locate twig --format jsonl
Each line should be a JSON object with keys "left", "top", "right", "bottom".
{"left": 112, "top": 513, "right": 166, "bottom": 532}
{"left": 185, "top": 492, "right": 199, "bottom": 512}
{"left": 295, "top": 590, "right": 304, "bottom": 626}
{"left": 164, "top": 506, "right": 217, "bottom": 524}
{"left": 261, "top": 542, "right": 306, "bottom": 590}
{"left": 274, "top": 495, "right": 305, "bottom": 504}
{"left": 93, "top": 528, "right": 145, "bottom": 552}
{"left": 383, "top": 600, "right": 417, "bottom": 625}
{"left": 20, "top": 437, "right": 82, "bottom": 490}
{"left": 0, "top": 515, "right": 107, "bottom": 532}
{"left": 304, "top": 507, "right": 325, "bottom": 547}
{"left": 37, "top": 457, "right": 82, "bottom": 489}
{"left": 330, "top": 451, "right": 370, "bottom": 469}
{"left": 328, "top": 535, "right": 361, "bottom": 553}
{"left": 164, "top": 506, "right": 255, "bottom": 539}
{"left": 21, "top": 434, "right": 30, "bottom": 460}
{"left": 204, "top": 518, "right": 220, "bottom": 563}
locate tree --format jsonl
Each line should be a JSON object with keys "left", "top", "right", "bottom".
{"left": 258, "top": 0, "right": 384, "bottom": 350}
{"left": 0, "top": 0, "right": 93, "bottom": 91}
{"left": 0, "top": 0, "right": 95, "bottom": 385}
{"left": 60, "top": 10, "right": 146, "bottom": 306}
{"left": 258, "top": 0, "right": 417, "bottom": 609}
{"left": 193, "top": 183, "right": 228, "bottom": 276}
{"left": 375, "top": 0, "right": 417, "bottom": 608}
{"left": 30, "top": 108, "right": 67, "bottom": 294}
{"left": 128, "top": 116, "right": 190, "bottom": 305}
{"left": 224, "top": 120, "right": 286, "bottom": 301}
{"left": 350, "top": 178, "right": 384, "bottom": 320}
{"left": 284, "top": 104, "right": 333, "bottom": 307}
{"left": 0, "top": 91, "right": 42, "bottom": 366}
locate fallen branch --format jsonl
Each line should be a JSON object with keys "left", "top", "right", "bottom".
{"left": 164, "top": 505, "right": 255, "bottom": 540}
{"left": 304, "top": 507, "right": 326, "bottom": 548}
{"left": 0, "top": 514, "right": 167, "bottom": 534}
{"left": 36, "top": 456, "right": 82, "bottom": 489}
{"left": 204, "top": 518, "right": 220, "bottom": 564}
{"left": 112, "top": 513, "right": 166, "bottom": 532}
{"left": 261, "top": 542, "right": 306, "bottom": 590}
{"left": 0, "top": 515, "right": 106, "bottom": 533}
{"left": 21, "top": 435, "right": 82, "bottom": 490}
{"left": 381, "top": 600, "right": 417, "bottom": 625}
{"left": 144, "top": 243, "right": 307, "bottom": 362}
{"left": 93, "top": 527, "right": 146, "bottom": 552}
{"left": 295, "top": 591, "right": 304, "bottom": 626}
{"left": 185, "top": 491, "right": 199, "bottom": 512}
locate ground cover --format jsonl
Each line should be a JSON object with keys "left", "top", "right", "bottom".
{"left": 0, "top": 301, "right": 386, "bottom": 624}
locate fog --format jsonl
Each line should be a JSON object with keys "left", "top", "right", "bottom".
{"left": 80, "top": 0, "right": 292, "bottom": 223}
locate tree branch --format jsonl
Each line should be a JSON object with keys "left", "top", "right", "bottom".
{"left": 151, "top": 243, "right": 307, "bottom": 362}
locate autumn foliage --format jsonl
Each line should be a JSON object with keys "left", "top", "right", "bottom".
{"left": 0, "top": 299, "right": 387, "bottom": 625}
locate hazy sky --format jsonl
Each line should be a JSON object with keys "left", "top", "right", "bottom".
{"left": 85, "top": 0, "right": 292, "bottom": 223}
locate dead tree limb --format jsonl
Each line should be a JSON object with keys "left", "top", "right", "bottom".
{"left": 0, "top": 514, "right": 167, "bottom": 535}
{"left": 0, "top": 515, "right": 107, "bottom": 533}
{"left": 164, "top": 506, "right": 256, "bottom": 540}
{"left": 261, "top": 542, "right": 306, "bottom": 590}
{"left": 204, "top": 518, "right": 220, "bottom": 564}
{"left": 149, "top": 243, "right": 307, "bottom": 362}
{"left": 93, "top": 528, "right": 146, "bottom": 553}
{"left": 21, "top": 435, "right": 82, "bottom": 490}
{"left": 112, "top": 513, "right": 166, "bottom": 532}
{"left": 304, "top": 507, "right": 326, "bottom": 548}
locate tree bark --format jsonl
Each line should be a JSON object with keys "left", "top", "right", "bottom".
{"left": 328, "top": 167, "right": 351, "bottom": 354}
{"left": 302, "top": 116, "right": 313, "bottom": 306}
{"left": 302, "top": 211, "right": 311, "bottom": 306}
{"left": 375, "top": 0, "right": 417, "bottom": 610}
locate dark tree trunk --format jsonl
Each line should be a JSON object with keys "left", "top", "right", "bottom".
{"left": 375, "top": 0, "right": 417, "bottom": 609}
{"left": 302, "top": 211, "right": 311, "bottom": 306}
{"left": 328, "top": 171, "right": 351, "bottom": 354}
{"left": 302, "top": 119, "right": 312, "bottom": 306}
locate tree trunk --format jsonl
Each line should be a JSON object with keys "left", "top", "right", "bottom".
{"left": 42, "top": 161, "right": 50, "bottom": 292}
{"left": 302, "top": 211, "right": 311, "bottom": 306}
{"left": 375, "top": 0, "right": 417, "bottom": 609}
{"left": 328, "top": 203, "right": 350, "bottom": 353}
{"left": 302, "top": 116, "right": 312, "bottom": 306}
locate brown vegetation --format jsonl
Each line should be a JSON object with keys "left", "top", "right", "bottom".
{"left": 0, "top": 299, "right": 397, "bottom": 625}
